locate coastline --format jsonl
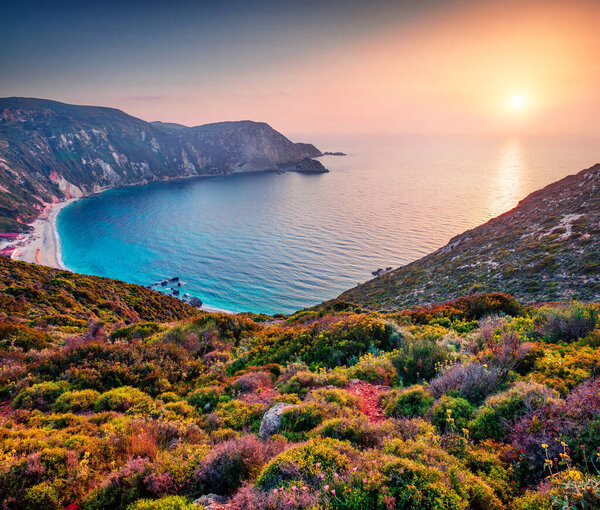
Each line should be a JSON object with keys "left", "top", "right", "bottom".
{"left": 9, "top": 194, "right": 235, "bottom": 314}
{"left": 11, "top": 199, "right": 78, "bottom": 270}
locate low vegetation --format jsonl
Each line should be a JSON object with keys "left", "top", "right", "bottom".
{"left": 0, "top": 258, "right": 599, "bottom": 508}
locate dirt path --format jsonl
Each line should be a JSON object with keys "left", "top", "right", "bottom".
{"left": 345, "top": 380, "right": 390, "bottom": 422}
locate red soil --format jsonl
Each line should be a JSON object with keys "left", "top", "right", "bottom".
{"left": 345, "top": 380, "right": 389, "bottom": 422}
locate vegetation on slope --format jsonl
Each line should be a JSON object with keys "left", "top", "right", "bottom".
{"left": 339, "top": 163, "right": 600, "bottom": 310}
{"left": 0, "top": 257, "right": 599, "bottom": 510}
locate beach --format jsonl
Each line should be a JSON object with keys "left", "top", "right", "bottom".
{"left": 11, "top": 199, "right": 77, "bottom": 270}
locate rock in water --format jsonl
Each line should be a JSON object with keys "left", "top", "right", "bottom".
{"left": 189, "top": 296, "right": 202, "bottom": 307}
{"left": 259, "top": 402, "right": 298, "bottom": 438}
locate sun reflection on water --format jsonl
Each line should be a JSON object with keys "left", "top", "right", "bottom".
{"left": 490, "top": 139, "right": 526, "bottom": 217}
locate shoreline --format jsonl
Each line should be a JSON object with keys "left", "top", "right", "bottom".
{"left": 9, "top": 195, "right": 236, "bottom": 314}
{"left": 11, "top": 198, "right": 79, "bottom": 270}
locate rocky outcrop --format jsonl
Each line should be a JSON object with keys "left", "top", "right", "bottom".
{"left": 0, "top": 97, "right": 326, "bottom": 231}
{"left": 193, "top": 494, "right": 228, "bottom": 508}
{"left": 258, "top": 402, "right": 297, "bottom": 438}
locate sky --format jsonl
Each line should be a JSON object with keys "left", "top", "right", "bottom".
{"left": 1, "top": 0, "right": 600, "bottom": 136}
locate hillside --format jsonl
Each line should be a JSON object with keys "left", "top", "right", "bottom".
{"left": 339, "top": 163, "right": 600, "bottom": 310}
{"left": 0, "top": 254, "right": 599, "bottom": 509}
{"left": 0, "top": 97, "right": 326, "bottom": 231}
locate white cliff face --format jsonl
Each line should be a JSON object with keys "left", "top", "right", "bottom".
{"left": 55, "top": 175, "right": 84, "bottom": 199}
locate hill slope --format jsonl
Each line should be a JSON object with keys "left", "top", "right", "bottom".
{"left": 339, "top": 163, "right": 600, "bottom": 310}
{"left": 0, "top": 97, "right": 325, "bottom": 231}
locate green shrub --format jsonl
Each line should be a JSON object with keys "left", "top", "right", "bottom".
{"left": 431, "top": 396, "right": 474, "bottom": 433}
{"left": 94, "top": 386, "right": 153, "bottom": 412}
{"left": 313, "top": 416, "right": 390, "bottom": 448}
{"left": 127, "top": 496, "right": 197, "bottom": 510}
{"left": 278, "top": 370, "right": 318, "bottom": 396}
{"left": 53, "top": 389, "right": 100, "bottom": 412}
{"left": 536, "top": 302, "right": 599, "bottom": 343}
{"left": 469, "top": 381, "right": 560, "bottom": 441}
{"left": 256, "top": 438, "right": 351, "bottom": 489}
{"left": 383, "top": 385, "right": 434, "bottom": 418}
{"left": 348, "top": 353, "right": 398, "bottom": 385}
{"left": 215, "top": 400, "right": 264, "bottom": 430}
{"left": 389, "top": 335, "right": 454, "bottom": 385}
{"left": 186, "top": 386, "right": 223, "bottom": 412}
{"left": 22, "top": 482, "right": 61, "bottom": 510}
{"left": 111, "top": 322, "right": 162, "bottom": 341}
{"left": 279, "top": 402, "right": 328, "bottom": 437}
{"left": 12, "top": 381, "right": 68, "bottom": 411}
{"left": 308, "top": 387, "right": 360, "bottom": 408}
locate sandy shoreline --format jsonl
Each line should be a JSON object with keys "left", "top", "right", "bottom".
{"left": 9, "top": 198, "right": 234, "bottom": 314}
{"left": 11, "top": 199, "right": 78, "bottom": 270}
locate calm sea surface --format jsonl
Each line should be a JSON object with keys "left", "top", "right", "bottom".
{"left": 58, "top": 134, "right": 600, "bottom": 314}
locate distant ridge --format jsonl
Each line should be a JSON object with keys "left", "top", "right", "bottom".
{"left": 0, "top": 97, "right": 326, "bottom": 231}
{"left": 338, "top": 163, "right": 600, "bottom": 309}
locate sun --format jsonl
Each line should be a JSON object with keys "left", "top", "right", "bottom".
{"left": 509, "top": 94, "right": 526, "bottom": 111}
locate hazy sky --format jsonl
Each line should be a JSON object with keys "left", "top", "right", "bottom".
{"left": 2, "top": 0, "right": 600, "bottom": 136}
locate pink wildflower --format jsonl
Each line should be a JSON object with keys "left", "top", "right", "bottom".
{"left": 273, "top": 489, "right": 278, "bottom": 494}
{"left": 334, "top": 473, "right": 339, "bottom": 478}
{"left": 316, "top": 462, "right": 321, "bottom": 468}
{"left": 353, "top": 467, "right": 358, "bottom": 472}
{"left": 331, "top": 489, "right": 336, "bottom": 495}
{"left": 324, "top": 484, "right": 329, "bottom": 491}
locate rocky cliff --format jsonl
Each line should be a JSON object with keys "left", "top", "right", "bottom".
{"left": 338, "top": 163, "right": 600, "bottom": 310}
{"left": 0, "top": 97, "right": 326, "bottom": 231}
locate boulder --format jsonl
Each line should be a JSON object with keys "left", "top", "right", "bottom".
{"left": 193, "top": 494, "right": 228, "bottom": 508}
{"left": 189, "top": 296, "right": 203, "bottom": 307}
{"left": 259, "top": 402, "right": 297, "bottom": 438}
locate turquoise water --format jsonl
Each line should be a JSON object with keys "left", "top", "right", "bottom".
{"left": 58, "top": 134, "right": 600, "bottom": 314}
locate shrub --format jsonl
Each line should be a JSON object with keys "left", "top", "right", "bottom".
{"left": 313, "top": 416, "right": 390, "bottom": 448}
{"left": 111, "top": 322, "right": 162, "bottom": 341}
{"left": 383, "top": 385, "right": 434, "bottom": 418}
{"left": 53, "top": 389, "right": 100, "bottom": 412}
{"left": 127, "top": 496, "right": 197, "bottom": 510}
{"left": 278, "top": 370, "right": 318, "bottom": 396}
{"left": 230, "top": 371, "right": 272, "bottom": 393}
{"left": 84, "top": 457, "right": 151, "bottom": 510}
{"left": 348, "top": 353, "right": 398, "bottom": 385}
{"left": 429, "top": 362, "right": 504, "bottom": 404}
{"left": 186, "top": 386, "right": 223, "bottom": 412}
{"left": 193, "top": 435, "right": 273, "bottom": 495}
{"left": 469, "top": 381, "right": 560, "bottom": 441}
{"left": 94, "top": 386, "right": 153, "bottom": 412}
{"left": 402, "top": 293, "right": 526, "bottom": 323}
{"left": 0, "top": 321, "right": 53, "bottom": 351}
{"left": 431, "top": 395, "right": 474, "bottom": 433}
{"left": 308, "top": 387, "right": 360, "bottom": 408}
{"left": 12, "top": 381, "right": 68, "bottom": 411}
{"left": 256, "top": 438, "right": 351, "bottom": 489}
{"left": 214, "top": 400, "right": 264, "bottom": 430}
{"left": 389, "top": 335, "right": 454, "bottom": 385}
{"left": 536, "top": 302, "right": 599, "bottom": 343}
{"left": 22, "top": 482, "right": 61, "bottom": 510}
{"left": 279, "top": 402, "right": 328, "bottom": 437}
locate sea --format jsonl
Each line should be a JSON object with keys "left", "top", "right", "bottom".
{"left": 57, "top": 134, "right": 600, "bottom": 314}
